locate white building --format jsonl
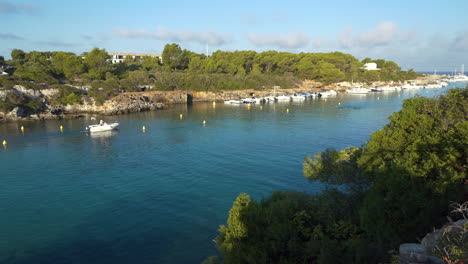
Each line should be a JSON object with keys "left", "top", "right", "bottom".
{"left": 362, "top": 62, "right": 380, "bottom": 71}
{"left": 108, "top": 52, "right": 161, "bottom": 64}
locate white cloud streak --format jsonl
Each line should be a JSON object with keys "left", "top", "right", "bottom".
{"left": 338, "top": 22, "right": 399, "bottom": 49}
{"left": 0, "top": 33, "right": 23, "bottom": 40}
{"left": 113, "top": 27, "right": 233, "bottom": 46}
{"left": 0, "top": 1, "right": 42, "bottom": 15}
{"left": 246, "top": 31, "right": 309, "bottom": 49}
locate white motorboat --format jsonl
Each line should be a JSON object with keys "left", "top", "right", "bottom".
{"left": 290, "top": 93, "right": 306, "bottom": 100}
{"left": 402, "top": 83, "right": 423, "bottom": 89}
{"left": 224, "top": 100, "right": 243, "bottom": 104}
{"left": 346, "top": 87, "right": 370, "bottom": 94}
{"left": 319, "top": 90, "right": 338, "bottom": 97}
{"left": 275, "top": 95, "right": 291, "bottom": 102}
{"left": 86, "top": 122, "right": 119, "bottom": 133}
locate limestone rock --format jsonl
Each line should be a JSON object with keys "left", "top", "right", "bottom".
{"left": 13, "top": 85, "right": 42, "bottom": 98}
{"left": 399, "top": 244, "right": 443, "bottom": 264}
{"left": 7, "top": 107, "right": 26, "bottom": 118}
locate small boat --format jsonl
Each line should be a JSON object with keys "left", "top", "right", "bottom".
{"left": 402, "top": 83, "right": 423, "bottom": 89}
{"left": 319, "top": 90, "right": 338, "bottom": 97}
{"left": 86, "top": 122, "right": 119, "bottom": 133}
{"left": 275, "top": 95, "right": 291, "bottom": 102}
{"left": 224, "top": 100, "right": 243, "bottom": 104}
{"left": 290, "top": 93, "right": 306, "bottom": 100}
{"left": 346, "top": 86, "right": 370, "bottom": 94}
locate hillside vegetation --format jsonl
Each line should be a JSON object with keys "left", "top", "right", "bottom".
{"left": 0, "top": 44, "right": 418, "bottom": 113}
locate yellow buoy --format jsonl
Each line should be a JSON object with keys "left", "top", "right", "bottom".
{"left": 286, "top": 108, "right": 289, "bottom": 113}
{"left": 260, "top": 105, "right": 263, "bottom": 110}
{"left": 20, "top": 126, "right": 24, "bottom": 132}
{"left": 212, "top": 101, "right": 216, "bottom": 105}
{"left": 203, "top": 120, "right": 206, "bottom": 125}
{"left": 2, "top": 140, "right": 6, "bottom": 145}
{"left": 60, "top": 125, "right": 64, "bottom": 131}
{"left": 180, "top": 114, "right": 183, "bottom": 119}
{"left": 142, "top": 126, "right": 146, "bottom": 132}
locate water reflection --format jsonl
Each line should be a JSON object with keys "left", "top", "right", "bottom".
{"left": 89, "top": 130, "right": 118, "bottom": 140}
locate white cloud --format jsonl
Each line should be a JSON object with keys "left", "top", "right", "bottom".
{"left": 338, "top": 22, "right": 399, "bottom": 49}
{"left": 113, "top": 27, "right": 233, "bottom": 46}
{"left": 154, "top": 27, "right": 232, "bottom": 45}
{"left": 246, "top": 31, "right": 309, "bottom": 49}
{"left": 451, "top": 31, "right": 468, "bottom": 52}
{"left": 358, "top": 22, "right": 398, "bottom": 46}
{"left": 0, "top": 1, "right": 42, "bottom": 15}
{"left": 0, "top": 33, "right": 23, "bottom": 40}
{"left": 113, "top": 28, "right": 152, "bottom": 38}
{"left": 36, "top": 40, "right": 78, "bottom": 47}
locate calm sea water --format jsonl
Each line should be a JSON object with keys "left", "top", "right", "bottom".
{"left": 0, "top": 84, "right": 464, "bottom": 264}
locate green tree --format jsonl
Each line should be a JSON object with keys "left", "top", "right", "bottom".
{"left": 52, "top": 52, "right": 85, "bottom": 80}
{"left": 162, "top": 43, "right": 183, "bottom": 71}
{"left": 14, "top": 51, "right": 58, "bottom": 83}
{"left": 84, "top": 48, "right": 110, "bottom": 80}
{"left": 311, "top": 61, "right": 345, "bottom": 84}
{"left": 11, "top": 49, "right": 26, "bottom": 65}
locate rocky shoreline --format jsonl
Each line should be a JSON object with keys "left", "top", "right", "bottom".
{"left": 0, "top": 75, "right": 449, "bottom": 122}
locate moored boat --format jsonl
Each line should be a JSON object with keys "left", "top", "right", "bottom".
{"left": 346, "top": 86, "right": 370, "bottom": 94}
{"left": 86, "top": 121, "right": 119, "bottom": 133}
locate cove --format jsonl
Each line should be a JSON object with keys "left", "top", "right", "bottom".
{"left": 0, "top": 85, "right": 459, "bottom": 264}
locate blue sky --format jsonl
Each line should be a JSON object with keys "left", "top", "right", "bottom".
{"left": 1, "top": 0, "right": 467, "bottom": 71}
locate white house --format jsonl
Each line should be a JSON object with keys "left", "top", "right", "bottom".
{"left": 108, "top": 52, "right": 161, "bottom": 64}
{"left": 362, "top": 63, "right": 380, "bottom": 71}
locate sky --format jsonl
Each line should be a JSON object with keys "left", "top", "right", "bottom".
{"left": 1, "top": 0, "right": 467, "bottom": 71}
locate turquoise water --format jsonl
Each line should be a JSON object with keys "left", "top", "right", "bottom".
{"left": 0, "top": 85, "right": 461, "bottom": 263}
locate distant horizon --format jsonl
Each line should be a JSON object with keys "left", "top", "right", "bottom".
{"left": 1, "top": 0, "right": 467, "bottom": 72}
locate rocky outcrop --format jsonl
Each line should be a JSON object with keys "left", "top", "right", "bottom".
{"left": 13, "top": 85, "right": 42, "bottom": 98}
{"left": 63, "top": 92, "right": 167, "bottom": 115}
{"left": 6, "top": 107, "right": 26, "bottom": 118}
{"left": 399, "top": 244, "right": 444, "bottom": 264}
{"left": 399, "top": 219, "right": 467, "bottom": 264}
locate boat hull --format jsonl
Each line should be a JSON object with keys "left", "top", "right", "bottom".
{"left": 87, "top": 122, "right": 119, "bottom": 133}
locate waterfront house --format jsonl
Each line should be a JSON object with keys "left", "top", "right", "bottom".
{"left": 108, "top": 52, "right": 161, "bottom": 64}
{"left": 362, "top": 62, "right": 380, "bottom": 71}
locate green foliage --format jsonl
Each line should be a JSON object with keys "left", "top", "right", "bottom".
{"left": 84, "top": 48, "right": 110, "bottom": 80}
{"left": 14, "top": 51, "right": 58, "bottom": 84}
{"left": 215, "top": 190, "right": 372, "bottom": 264}
{"left": 51, "top": 52, "right": 85, "bottom": 79}
{"left": 303, "top": 147, "right": 368, "bottom": 192}
{"left": 53, "top": 86, "right": 82, "bottom": 105}
{"left": 11, "top": 49, "right": 26, "bottom": 65}
{"left": 153, "top": 72, "right": 300, "bottom": 92}
{"left": 0, "top": 91, "right": 44, "bottom": 113}
{"left": 60, "top": 92, "right": 81, "bottom": 105}
{"left": 162, "top": 43, "right": 189, "bottom": 70}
